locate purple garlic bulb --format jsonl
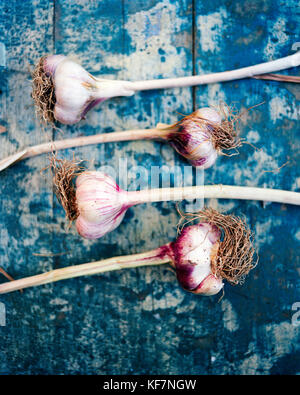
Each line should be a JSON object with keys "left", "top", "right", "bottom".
{"left": 169, "top": 222, "right": 223, "bottom": 295}
{"left": 75, "top": 172, "right": 132, "bottom": 239}
{"left": 168, "top": 107, "right": 222, "bottom": 169}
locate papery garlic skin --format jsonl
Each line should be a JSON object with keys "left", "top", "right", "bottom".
{"left": 168, "top": 107, "right": 221, "bottom": 170}
{"left": 170, "top": 223, "right": 223, "bottom": 296}
{"left": 44, "top": 55, "right": 135, "bottom": 125}
{"left": 75, "top": 172, "right": 130, "bottom": 239}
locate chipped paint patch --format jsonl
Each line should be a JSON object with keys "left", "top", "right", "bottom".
{"left": 291, "top": 177, "right": 300, "bottom": 191}
{"left": 247, "top": 130, "right": 260, "bottom": 144}
{"left": 142, "top": 288, "right": 184, "bottom": 311}
{"left": 239, "top": 321, "right": 298, "bottom": 374}
{"left": 205, "top": 198, "right": 237, "bottom": 212}
{"left": 221, "top": 299, "right": 239, "bottom": 332}
{"left": 207, "top": 83, "right": 227, "bottom": 104}
{"left": 268, "top": 95, "right": 299, "bottom": 123}
{"left": 254, "top": 217, "right": 282, "bottom": 246}
{"left": 264, "top": 18, "right": 289, "bottom": 59}
{"left": 232, "top": 147, "right": 283, "bottom": 187}
{"left": 295, "top": 230, "right": 300, "bottom": 242}
{"left": 197, "top": 8, "right": 228, "bottom": 53}
{"left": 105, "top": 1, "right": 192, "bottom": 81}
{"left": 264, "top": 321, "right": 296, "bottom": 357}
{"left": 239, "top": 353, "right": 273, "bottom": 375}
{"left": 49, "top": 298, "right": 69, "bottom": 306}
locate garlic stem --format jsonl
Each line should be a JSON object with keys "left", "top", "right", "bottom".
{"left": 0, "top": 149, "right": 28, "bottom": 172}
{"left": 127, "top": 185, "right": 300, "bottom": 206}
{"left": 0, "top": 246, "right": 171, "bottom": 294}
{"left": 253, "top": 73, "right": 300, "bottom": 83}
{"left": 94, "top": 78, "right": 135, "bottom": 98}
{"left": 130, "top": 52, "right": 300, "bottom": 91}
{"left": 0, "top": 128, "right": 168, "bottom": 172}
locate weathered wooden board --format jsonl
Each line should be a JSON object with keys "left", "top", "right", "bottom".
{"left": 0, "top": 0, "right": 299, "bottom": 374}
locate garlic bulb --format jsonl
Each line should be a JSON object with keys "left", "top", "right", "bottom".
{"left": 167, "top": 107, "right": 221, "bottom": 169}
{"left": 169, "top": 223, "right": 223, "bottom": 295}
{"left": 33, "top": 55, "right": 134, "bottom": 125}
{"left": 75, "top": 171, "right": 131, "bottom": 239}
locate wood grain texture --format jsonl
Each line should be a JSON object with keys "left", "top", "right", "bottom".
{"left": 0, "top": 0, "right": 299, "bottom": 374}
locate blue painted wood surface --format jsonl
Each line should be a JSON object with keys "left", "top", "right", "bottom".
{"left": 0, "top": 0, "right": 299, "bottom": 374}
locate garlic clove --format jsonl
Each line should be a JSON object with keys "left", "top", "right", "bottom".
{"left": 174, "top": 261, "right": 212, "bottom": 291}
{"left": 186, "top": 136, "right": 215, "bottom": 157}
{"left": 43, "top": 54, "right": 66, "bottom": 76}
{"left": 54, "top": 104, "right": 83, "bottom": 125}
{"left": 76, "top": 211, "right": 127, "bottom": 239}
{"left": 193, "top": 107, "right": 222, "bottom": 125}
{"left": 192, "top": 274, "right": 224, "bottom": 296}
{"left": 189, "top": 149, "right": 218, "bottom": 169}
